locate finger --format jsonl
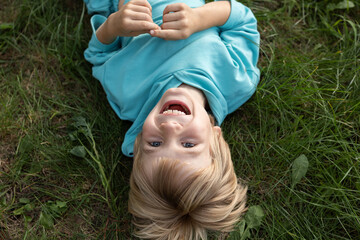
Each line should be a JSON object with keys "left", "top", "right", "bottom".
{"left": 163, "top": 3, "right": 187, "bottom": 15}
{"left": 129, "top": 21, "right": 160, "bottom": 32}
{"left": 129, "top": 5, "right": 152, "bottom": 17}
{"left": 129, "top": 0, "right": 152, "bottom": 11}
{"left": 129, "top": 11, "right": 153, "bottom": 22}
{"left": 162, "top": 19, "right": 190, "bottom": 30}
{"left": 162, "top": 11, "right": 184, "bottom": 22}
{"left": 161, "top": 21, "right": 183, "bottom": 30}
{"left": 128, "top": 30, "right": 152, "bottom": 36}
{"left": 150, "top": 29, "right": 189, "bottom": 40}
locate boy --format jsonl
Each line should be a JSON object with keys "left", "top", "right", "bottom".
{"left": 84, "top": 0, "right": 259, "bottom": 238}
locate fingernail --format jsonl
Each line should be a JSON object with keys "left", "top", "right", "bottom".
{"left": 150, "top": 30, "right": 154, "bottom": 35}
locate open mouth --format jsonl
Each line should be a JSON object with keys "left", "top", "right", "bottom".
{"left": 160, "top": 100, "right": 191, "bottom": 115}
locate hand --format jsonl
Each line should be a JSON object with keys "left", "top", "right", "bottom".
{"left": 98, "top": 0, "right": 159, "bottom": 43}
{"left": 150, "top": 3, "right": 200, "bottom": 40}
{"left": 111, "top": 0, "right": 160, "bottom": 36}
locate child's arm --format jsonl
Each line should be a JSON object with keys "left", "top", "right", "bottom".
{"left": 96, "top": 0, "right": 160, "bottom": 44}
{"left": 217, "top": 0, "right": 260, "bottom": 113}
{"left": 150, "top": 1, "right": 231, "bottom": 40}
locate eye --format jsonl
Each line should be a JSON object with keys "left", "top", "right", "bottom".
{"left": 149, "top": 141, "right": 162, "bottom": 147}
{"left": 182, "top": 142, "right": 195, "bottom": 148}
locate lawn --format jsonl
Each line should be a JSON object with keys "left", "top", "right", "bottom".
{"left": 0, "top": 0, "right": 359, "bottom": 239}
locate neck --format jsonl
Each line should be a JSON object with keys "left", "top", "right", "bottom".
{"left": 178, "top": 84, "right": 207, "bottom": 107}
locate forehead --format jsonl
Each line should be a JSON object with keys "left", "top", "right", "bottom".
{"left": 142, "top": 145, "right": 212, "bottom": 170}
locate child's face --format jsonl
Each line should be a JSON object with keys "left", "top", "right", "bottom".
{"left": 141, "top": 87, "right": 218, "bottom": 176}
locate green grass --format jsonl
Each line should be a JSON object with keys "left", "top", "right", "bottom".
{"left": 1, "top": 0, "right": 359, "bottom": 239}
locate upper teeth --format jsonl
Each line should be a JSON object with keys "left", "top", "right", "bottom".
{"left": 162, "top": 109, "right": 186, "bottom": 115}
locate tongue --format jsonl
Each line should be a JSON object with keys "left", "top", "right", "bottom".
{"left": 169, "top": 105, "right": 184, "bottom": 112}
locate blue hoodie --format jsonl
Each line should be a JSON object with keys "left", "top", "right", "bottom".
{"left": 84, "top": 0, "right": 260, "bottom": 157}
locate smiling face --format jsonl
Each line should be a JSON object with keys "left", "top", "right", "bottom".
{"left": 141, "top": 86, "right": 220, "bottom": 177}
{"left": 130, "top": 93, "right": 246, "bottom": 237}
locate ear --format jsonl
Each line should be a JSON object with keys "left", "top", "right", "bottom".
{"left": 213, "top": 126, "right": 222, "bottom": 138}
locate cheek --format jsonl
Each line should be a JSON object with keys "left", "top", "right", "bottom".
{"left": 142, "top": 121, "right": 150, "bottom": 132}
{"left": 193, "top": 119, "right": 212, "bottom": 137}
{"left": 142, "top": 115, "right": 154, "bottom": 134}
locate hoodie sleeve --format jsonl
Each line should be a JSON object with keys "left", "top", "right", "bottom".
{"left": 215, "top": 0, "right": 260, "bottom": 113}
{"left": 83, "top": 14, "right": 122, "bottom": 84}
{"left": 83, "top": 0, "right": 118, "bottom": 17}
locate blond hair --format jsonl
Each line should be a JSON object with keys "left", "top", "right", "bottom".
{"left": 128, "top": 121, "right": 247, "bottom": 239}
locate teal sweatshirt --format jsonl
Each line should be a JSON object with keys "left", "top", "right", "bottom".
{"left": 84, "top": 0, "right": 260, "bottom": 157}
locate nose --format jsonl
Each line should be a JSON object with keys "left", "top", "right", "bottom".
{"left": 159, "top": 121, "right": 182, "bottom": 133}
